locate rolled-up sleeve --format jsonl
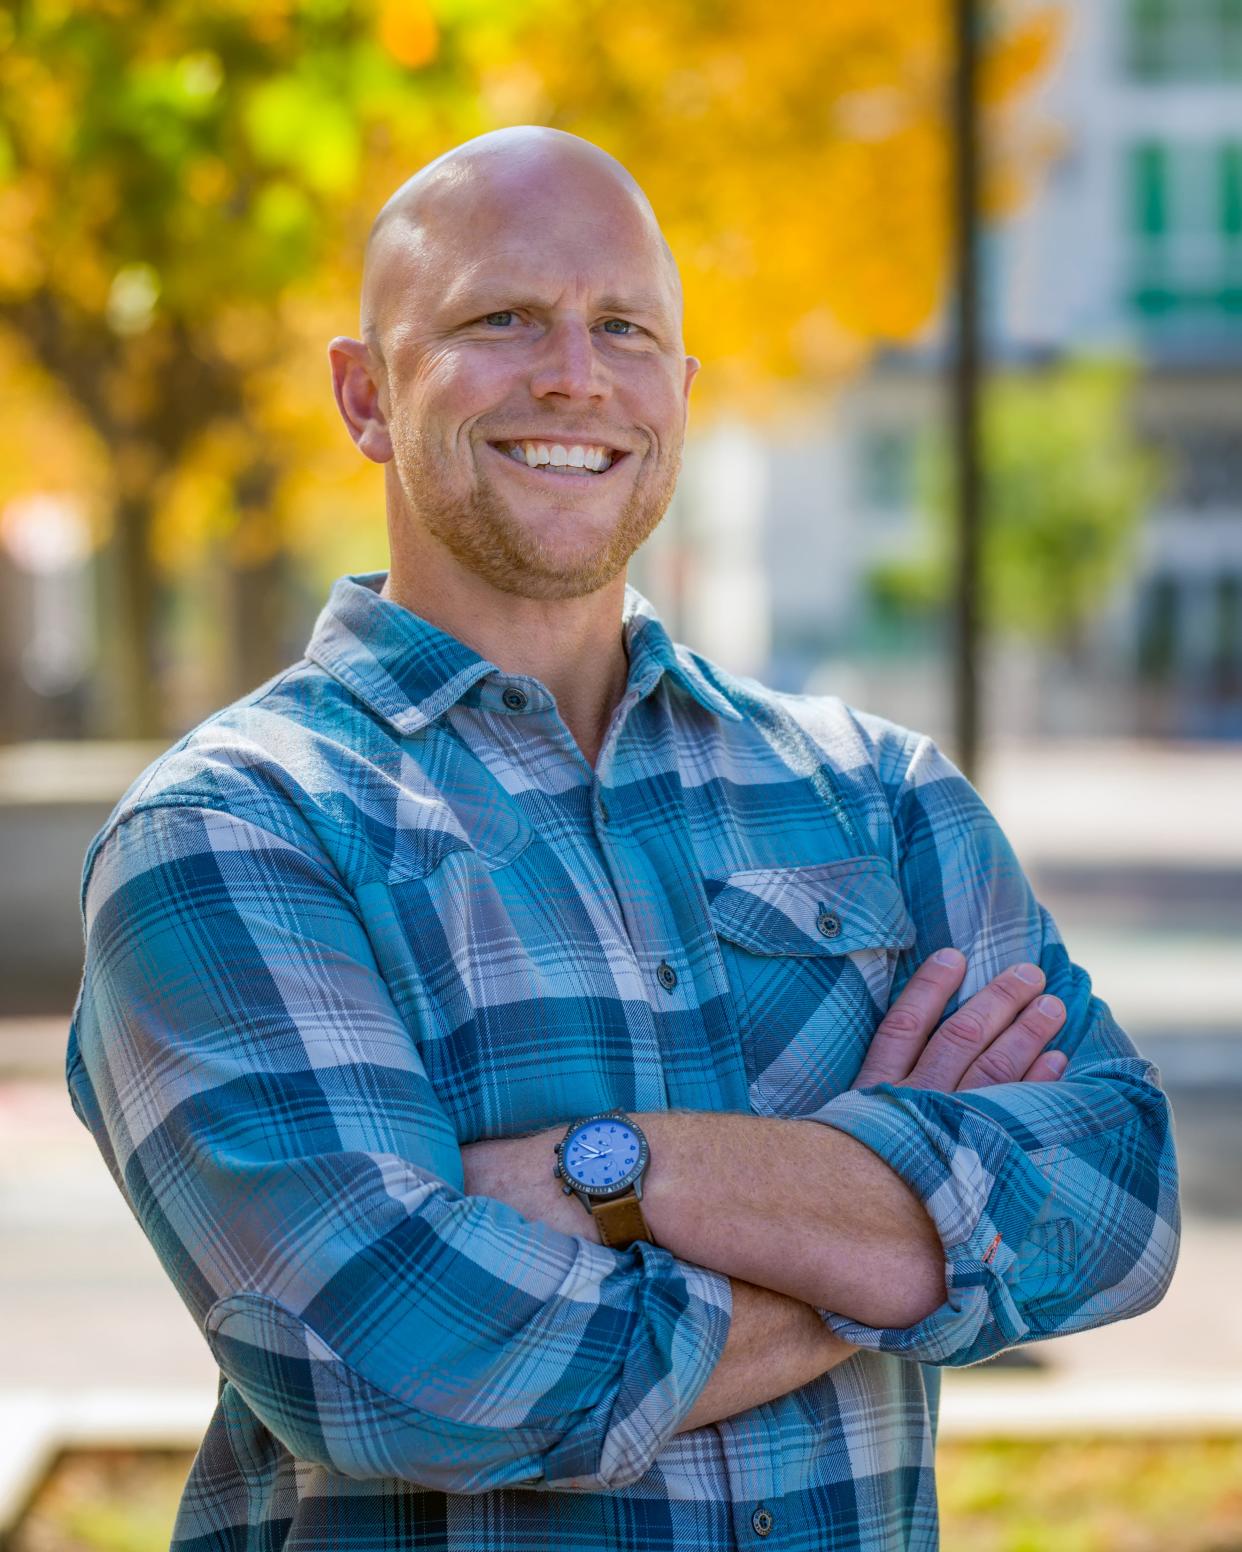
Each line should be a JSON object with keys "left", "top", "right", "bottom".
{"left": 66, "top": 801, "right": 731, "bottom": 1491}
{"left": 811, "top": 735, "right": 1180, "bottom": 1367}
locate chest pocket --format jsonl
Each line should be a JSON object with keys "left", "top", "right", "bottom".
{"left": 709, "top": 856, "right": 915, "bottom": 1116}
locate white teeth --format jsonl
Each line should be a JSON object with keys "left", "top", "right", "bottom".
{"left": 501, "top": 440, "right": 615, "bottom": 473}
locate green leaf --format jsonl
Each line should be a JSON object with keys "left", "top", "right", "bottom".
{"left": 243, "top": 74, "right": 360, "bottom": 193}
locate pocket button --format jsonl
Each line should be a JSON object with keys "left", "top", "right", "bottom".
{"left": 815, "top": 909, "right": 842, "bottom": 940}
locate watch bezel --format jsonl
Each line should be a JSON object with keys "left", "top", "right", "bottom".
{"left": 556, "top": 1110, "right": 649, "bottom": 1200}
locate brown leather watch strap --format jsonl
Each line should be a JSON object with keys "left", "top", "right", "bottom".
{"left": 591, "top": 1193, "right": 654, "bottom": 1249}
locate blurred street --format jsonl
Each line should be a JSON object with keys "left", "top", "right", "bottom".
{"left": 1, "top": 738, "right": 1238, "bottom": 1426}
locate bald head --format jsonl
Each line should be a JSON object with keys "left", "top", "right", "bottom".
{"left": 360, "top": 127, "right": 681, "bottom": 357}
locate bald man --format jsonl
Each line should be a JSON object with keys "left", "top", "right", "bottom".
{"left": 69, "top": 128, "right": 1178, "bottom": 1552}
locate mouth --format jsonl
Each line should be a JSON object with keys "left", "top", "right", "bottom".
{"left": 486, "top": 438, "right": 630, "bottom": 478}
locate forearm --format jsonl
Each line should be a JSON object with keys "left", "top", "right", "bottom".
{"left": 464, "top": 1111, "right": 946, "bottom": 1330}
{"left": 638, "top": 1110, "right": 947, "bottom": 1328}
{"left": 676, "top": 1278, "right": 857, "bottom": 1432}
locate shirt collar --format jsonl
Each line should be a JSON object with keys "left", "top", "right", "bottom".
{"left": 303, "top": 570, "right": 741, "bottom": 735}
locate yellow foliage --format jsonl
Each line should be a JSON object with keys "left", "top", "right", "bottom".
{"left": 0, "top": 0, "right": 1062, "bottom": 597}
{"left": 981, "top": 5, "right": 1064, "bottom": 106}
{"left": 0, "top": 337, "right": 114, "bottom": 549}
{"left": 377, "top": 0, "right": 438, "bottom": 70}
{"left": 499, "top": 0, "right": 1060, "bottom": 415}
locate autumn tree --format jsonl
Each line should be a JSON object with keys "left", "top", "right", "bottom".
{"left": 0, "top": 0, "right": 1058, "bottom": 736}
{"left": 0, "top": 0, "right": 519, "bottom": 733}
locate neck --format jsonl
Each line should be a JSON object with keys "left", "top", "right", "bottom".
{"left": 380, "top": 555, "right": 631, "bottom": 771}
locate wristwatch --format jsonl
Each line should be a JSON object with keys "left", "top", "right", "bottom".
{"left": 553, "top": 1109, "right": 655, "bottom": 1249}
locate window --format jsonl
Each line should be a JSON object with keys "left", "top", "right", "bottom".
{"left": 1212, "top": 574, "right": 1241, "bottom": 693}
{"left": 1153, "top": 427, "right": 1242, "bottom": 509}
{"left": 857, "top": 427, "right": 916, "bottom": 512}
{"left": 1127, "top": 140, "right": 1242, "bottom": 321}
{"left": 1126, "top": 0, "right": 1242, "bottom": 82}
{"left": 1137, "top": 574, "right": 1180, "bottom": 680}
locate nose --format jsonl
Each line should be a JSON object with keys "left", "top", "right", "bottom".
{"left": 529, "top": 319, "right": 611, "bottom": 404}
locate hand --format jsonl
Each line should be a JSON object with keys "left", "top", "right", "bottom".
{"left": 852, "top": 949, "right": 1067, "bottom": 1093}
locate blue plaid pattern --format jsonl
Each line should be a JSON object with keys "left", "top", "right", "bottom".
{"left": 67, "top": 570, "right": 1179, "bottom": 1551}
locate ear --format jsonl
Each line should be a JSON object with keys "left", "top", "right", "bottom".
{"left": 683, "top": 354, "right": 701, "bottom": 404}
{"left": 328, "top": 337, "right": 393, "bottom": 464}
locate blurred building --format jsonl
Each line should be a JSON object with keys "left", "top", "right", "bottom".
{"left": 638, "top": 0, "right": 1242, "bottom": 741}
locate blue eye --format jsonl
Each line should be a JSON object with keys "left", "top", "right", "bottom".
{"left": 483, "top": 311, "right": 516, "bottom": 327}
{"left": 602, "top": 318, "right": 635, "bottom": 335}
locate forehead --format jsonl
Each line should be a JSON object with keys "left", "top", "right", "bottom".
{"left": 371, "top": 168, "right": 679, "bottom": 330}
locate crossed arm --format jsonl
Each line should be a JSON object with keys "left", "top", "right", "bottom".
{"left": 72, "top": 789, "right": 1178, "bottom": 1490}
{"left": 463, "top": 948, "right": 1071, "bottom": 1430}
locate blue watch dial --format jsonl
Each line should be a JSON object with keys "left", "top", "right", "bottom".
{"left": 563, "top": 1118, "right": 643, "bottom": 1193}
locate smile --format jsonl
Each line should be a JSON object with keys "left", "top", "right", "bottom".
{"left": 487, "top": 439, "right": 626, "bottom": 477}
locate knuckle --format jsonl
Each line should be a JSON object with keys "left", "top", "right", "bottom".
{"left": 940, "top": 1009, "right": 987, "bottom": 1048}
{"left": 987, "top": 976, "right": 1023, "bottom": 1008}
{"left": 970, "top": 1050, "right": 1019, "bottom": 1087}
{"left": 878, "top": 1006, "right": 924, "bottom": 1040}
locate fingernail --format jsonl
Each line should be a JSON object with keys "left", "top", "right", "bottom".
{"left": 1014, "top": 963, "right": 1044, "bottom": 984}
{"left": 1047, "top": 1051, "right": 1069, "bottom": 1075}
{"left": 1037, "top": 995, "right": 1063, "bottom": 1018}
{"left": 934, "top": 948, "right": 965, "bottom": 968}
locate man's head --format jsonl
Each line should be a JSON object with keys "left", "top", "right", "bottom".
{"left": 330, "top": 127, "right": 698, "bottom": 602}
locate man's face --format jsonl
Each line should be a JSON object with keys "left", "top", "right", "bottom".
{"left": 369, "top": 167, "right": 697, "bottom": 601}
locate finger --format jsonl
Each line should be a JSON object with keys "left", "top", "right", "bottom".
{"left": 905, "top": 961, "right": 1047, "bottom": 1092}
{"left": 956, "top": 994, "right": 1067, "bottom": 1091}
{"left": 853, "top": 947, "right": 968, "bottom": 1088}
{"left": 1022, "top": 1046, "right": 1070, "bottom": 1084}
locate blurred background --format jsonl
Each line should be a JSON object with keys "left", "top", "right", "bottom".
{"left": 1, "top": 0, "right": 1239, "bottom": 1547}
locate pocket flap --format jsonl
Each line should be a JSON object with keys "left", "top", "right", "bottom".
{"left": 709, "top": 856, "right": 915, "bottom": 957}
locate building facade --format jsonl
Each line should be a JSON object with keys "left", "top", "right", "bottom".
{"left": 637, "top": 0, "right": 1242, "bottom": 741}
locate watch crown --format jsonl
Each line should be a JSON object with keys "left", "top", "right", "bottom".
{"left": 562, "top": 1185, "right": 574, "bottom": 1196}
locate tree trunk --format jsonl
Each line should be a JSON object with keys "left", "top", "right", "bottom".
{"left": 111, "top": 493, "right": 164, "bottom": 739}
{"left": 228, "top": 547, "right": 289, "bottom": 702}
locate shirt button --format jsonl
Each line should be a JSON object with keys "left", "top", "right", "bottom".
{"left": 656, "top": 961, "right": 678, "bottom": 992}
{"left": 501, "top": 686, "right": 528, "bottom": 712}
{"left": 752, "top": 1505, "right": 774, "bottom": 1537}
{"left": 815, "top": 909, "right": 842, "bottom": 940}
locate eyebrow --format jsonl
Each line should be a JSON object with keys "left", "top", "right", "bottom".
{"left": 448, "top": 288, "right": 670, "bottom": 320}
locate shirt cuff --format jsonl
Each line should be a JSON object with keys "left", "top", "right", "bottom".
{"left": 805, "top": 1085, "right": 1056, "bottom": 1366}
{"left": 542, "top": 1242, "right": 733, "bottom": 1489}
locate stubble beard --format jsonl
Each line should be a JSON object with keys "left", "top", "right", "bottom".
{"left": 391, "top": 425, "right": 683, "bottom": 601}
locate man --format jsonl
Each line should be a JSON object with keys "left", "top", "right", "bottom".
{"left": 67, "top": 128, "right": 1179, "bottom": 1551}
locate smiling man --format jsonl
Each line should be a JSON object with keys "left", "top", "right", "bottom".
{"left": 68, "top": 128, "right": 1179, "bottom": 1552}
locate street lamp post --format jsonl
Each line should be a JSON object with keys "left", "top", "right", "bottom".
{"left": 951, "top": 0, "right": 983, "bottom": 783}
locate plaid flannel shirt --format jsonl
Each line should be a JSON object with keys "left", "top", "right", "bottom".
{"left": 67, "top": 569, "right": 1180, "bottom": 1551}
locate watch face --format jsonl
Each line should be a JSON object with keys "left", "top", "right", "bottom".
{"left": 561, "top": 1116, "right": 646, "bottom": 1196}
